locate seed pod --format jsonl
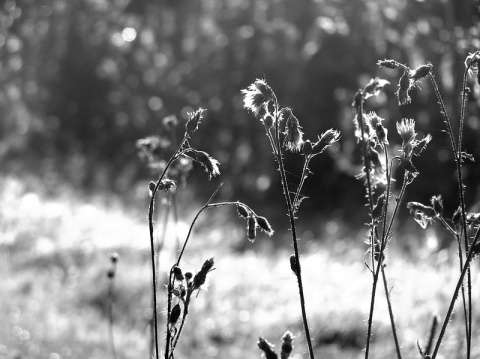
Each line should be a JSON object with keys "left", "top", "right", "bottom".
{"left": 169, "top": 303, "right": 181, "bottom": 325}
{"left": 148, "top": 181, "right": 156, "bottom": 197}
{"left": 256, "top": 216, "right": 274, "bottom": 236}
{"left": 257, "top": 337, "right": 278, "bottom": 359}
{"left": 281, "top": 331, "right": 294, "bottom": 359}
{"left": 237, "top": 204, "right": 250, "bottom": 219}
{"left": 173, "top": 266, "right": 184, "bottom": 281}
{"left": 247, "top": 215, "right": 257, "bottom": 242}
{"left": 289, "top": 254, "right": 299, "bottom": 275}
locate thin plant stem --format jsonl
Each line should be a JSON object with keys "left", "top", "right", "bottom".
{"left": 293, "top": 156, "right": 312, "bottom": 210}
{"left": 429, "top": 72, "right": 472, "bottom": 357}
{"left": 107, "top": 275, "right": 118, "bottom": 359}
{"left": 149, "top": 134, "right": 189, "bottom": 359}
{"left": 380, "top": 264, "right": 402, "bottom": 359}
{"left": 431, "top": 226, "right": 480, "bottom": 359}
{"left": 271, "top": 97, "right": 315, "bottom": 359}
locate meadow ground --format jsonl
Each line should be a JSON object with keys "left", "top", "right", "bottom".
{"left": 1, "top": 175, "right": 479, "bottom": 359}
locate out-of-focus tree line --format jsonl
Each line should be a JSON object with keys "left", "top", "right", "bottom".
{"left": 1, "top": 0, "right": 480, "bottom": 227}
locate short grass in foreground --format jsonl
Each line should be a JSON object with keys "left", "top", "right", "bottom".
{"left": 1, "top": 176, "right": 479, "bottom": 359}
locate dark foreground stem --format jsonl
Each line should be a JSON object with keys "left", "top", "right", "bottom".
{"left": 381, "top": 265, "right": 402, "bottom": 359}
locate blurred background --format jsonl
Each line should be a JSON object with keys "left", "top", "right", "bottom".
{"left": 2, "top": 0, "right": 480, "bottom": 358}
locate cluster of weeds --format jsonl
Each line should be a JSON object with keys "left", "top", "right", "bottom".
{"left": 108, "top": 50, "right": 480, "bottom": 359}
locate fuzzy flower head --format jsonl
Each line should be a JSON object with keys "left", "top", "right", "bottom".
{"left": 241, "top": 79, "right": 275, "bottom": 118}
{"left": 184, "top": 149, "right": 220, "bottom": 180}
{"left": 368, "top": 112, "right": 388, "bottom": 145}
{"left": 396, "top": 118, "right": 417, "bottom": 157}
{"left": 363, "top": 78, "right": 390, "bottom": 99}
{"left": 407, "top": 201, "right": 437, "bottom": 229}
{"left": 410, "top": 63, "right": 432, "bottom": 83}
{"left": 282, "top": 108, "right": 304, "bottom": 152}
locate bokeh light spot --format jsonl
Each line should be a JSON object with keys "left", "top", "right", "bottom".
{"left": 122, "top": 27, "right": 137, "bottom": 42}
{"left": 326, "top": 220, "right": 339, "bottom": 235}
{"left": 148, "top": 96, "right": 163, "bottom": 111}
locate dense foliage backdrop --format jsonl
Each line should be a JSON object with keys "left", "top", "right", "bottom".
{"left": 1, "top": 0, "right": 480, "bottom": 229}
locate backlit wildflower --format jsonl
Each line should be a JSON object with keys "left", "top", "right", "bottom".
{"left": 369, "top": 112, "right": 388, "bottom": 145}
{"left": 282, "top": 108, "right": 304, "bottom": 152}
{"left": 410, "top": 63, "right": 432, "bottom": 83}
{"left": 465, "top": 52, "right": 480, "bottom": 78}
{"left": 364, "top": 78, "right": 390, "bottom": 99}
{"left": 396, "top": 118, "right": 417, "bottom": 157}
{"left": 242, "top": 79, "right": 275, "bottom": 118}
{"left": 407, "top": 202, "right": 436, "bottom": 229}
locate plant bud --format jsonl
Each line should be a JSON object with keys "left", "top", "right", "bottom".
{"left": 169, "top": 303, "right": 181, "bottom": 325}
{"left": 184, "top": 272, "right": 193, "bottom": 281}
{"left": 148, "top": 181, "right": 156, "bottom": 197}
{"left": 107, "top": 269, "right": 115, "bottom": 278}
{"left": 237, "top": 204, "right": 250, "bottom": 219}
{"left": 281, "top": 331, "right": 294, "bottom": 359}
{"left": 411, "top": 63, "right": 432, "bottom": 82}
{"left": 173, "top": 266, "right": 184, "bottom": 281}
{"left": 110, "top": 252, "right": 119, "bottom": 264}
{"left": 256, "top": 216, "right": 274, "bottom": 236}
{"left": 247, "top": 215, "right": 257, "bottom": 242}
{"left": 257, "top": 337, "right": 278, "bottom": 359}
{"left": 430, "top": 195, "right": 443, "bottom": 216}
{"left": 290, "top": 254, "right": 299, "bottom": 275}
{"left": 302, "top": 140, "right": 313, "bottom": 156}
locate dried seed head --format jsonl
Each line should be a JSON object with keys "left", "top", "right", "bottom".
{"left": 281, "top": 331, "right": 294, "bottom": 359}
{"left": 282, "top": 108, "right": 304, "bottom": 152}
{"left": 430, "top": 195, "right": 443, "bottom": 216}
{"left": 169, "top": 303, "right": 181, "bottom": 325}
{"left": 363, "top": 78, "right": 390, "bottom": 99}
{"left": 110, "top": 252, "right": 119, "bottom": 264}
{"left": 302, "top": 139, "right": 313, "bottom": 156}
{"left": 173, "top": 266, "right": 184, "bottom": 281}
{"left": 312, "top": 129, "right": 341, "bottom": 155}
{"left": 257, "top": 337, "right": 278, "bottom": 359}
{"left": 247, "top": 215, "right": 257, "bottom": 242}
{"left": 289, "top": 254, "right": 299, "bottom": 275}
{"left": 242, "top": 79, "right": 274, "bottom": 118}
{"left": 256, "top": 216, "right": 274, "bottom": 236}
{"left": 192, "top": 258, "right": 215, "bottom": 290}
{"left": 377, "top": 59, "right": 400, "bottom": 69}
{"left": 410, "top": 63, "right": 432, "bottom": 83}
{"left": 185, "top": 108, "right": 205, "bottom": 136}
{"left": 396, "top": 69, "right": 412, "bottom": 105}
{"left": 185, "top": 149, "right": 220, "bottom": 180}
{"left": 412, "top": 134, "right": 432, "bottom": 157}
{"left": 237, "top": 204, "right": 250, "bottom": 219}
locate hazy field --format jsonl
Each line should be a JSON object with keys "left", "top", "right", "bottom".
{"left": 1, "top": 175, "right": 479, "bottom": 359}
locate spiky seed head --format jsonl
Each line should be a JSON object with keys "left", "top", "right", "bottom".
{"left": 169, "top": 303, "right": 181, "bottom": 325}
{"left": 257, "top": 337, "right": 278, "bottom": 359}
{"left": 396, "top": 69, "right": 412, "bottom": 105}
{"left": 185, "top": 108, "right": 205, "bottom": 136}
{"left": 302, "top": 139, "right": 313, "bottom": 156}
{"left": 237, "top": 204, "right": 250, "bottom": 219}
{"left": 256, "top": 216, "right": 274, "bottom": 236}
{"left": 377, "top": 59, "right": 400, "bottom": 69}
{"left": 173, "top": 266, "right": 184, "bottom": 281}
{"left": 110, "top": 252, "right": 119, "bottom": 264}
{"left": 247, "top": 215, "right": 257, "bottom": 242}
{"left": 283, "top": 108, "right": 304, "bottom": 152}
{"left": 289, "top": 254, "right": 299, "bottom": 275}
{"left": 430, "top": 195, "right": 443, "bottom": 216}
{"left": 242, "top": 79, "right": 274, "bottom": 118}
{"left": 185, "top": 149, "right": 220, "bottom": 180}
{"left": 312, "top": 129, "right": 341, "bottom": 155}
{"left": 411, "top": 63, "right": 432, "bottom": 82}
